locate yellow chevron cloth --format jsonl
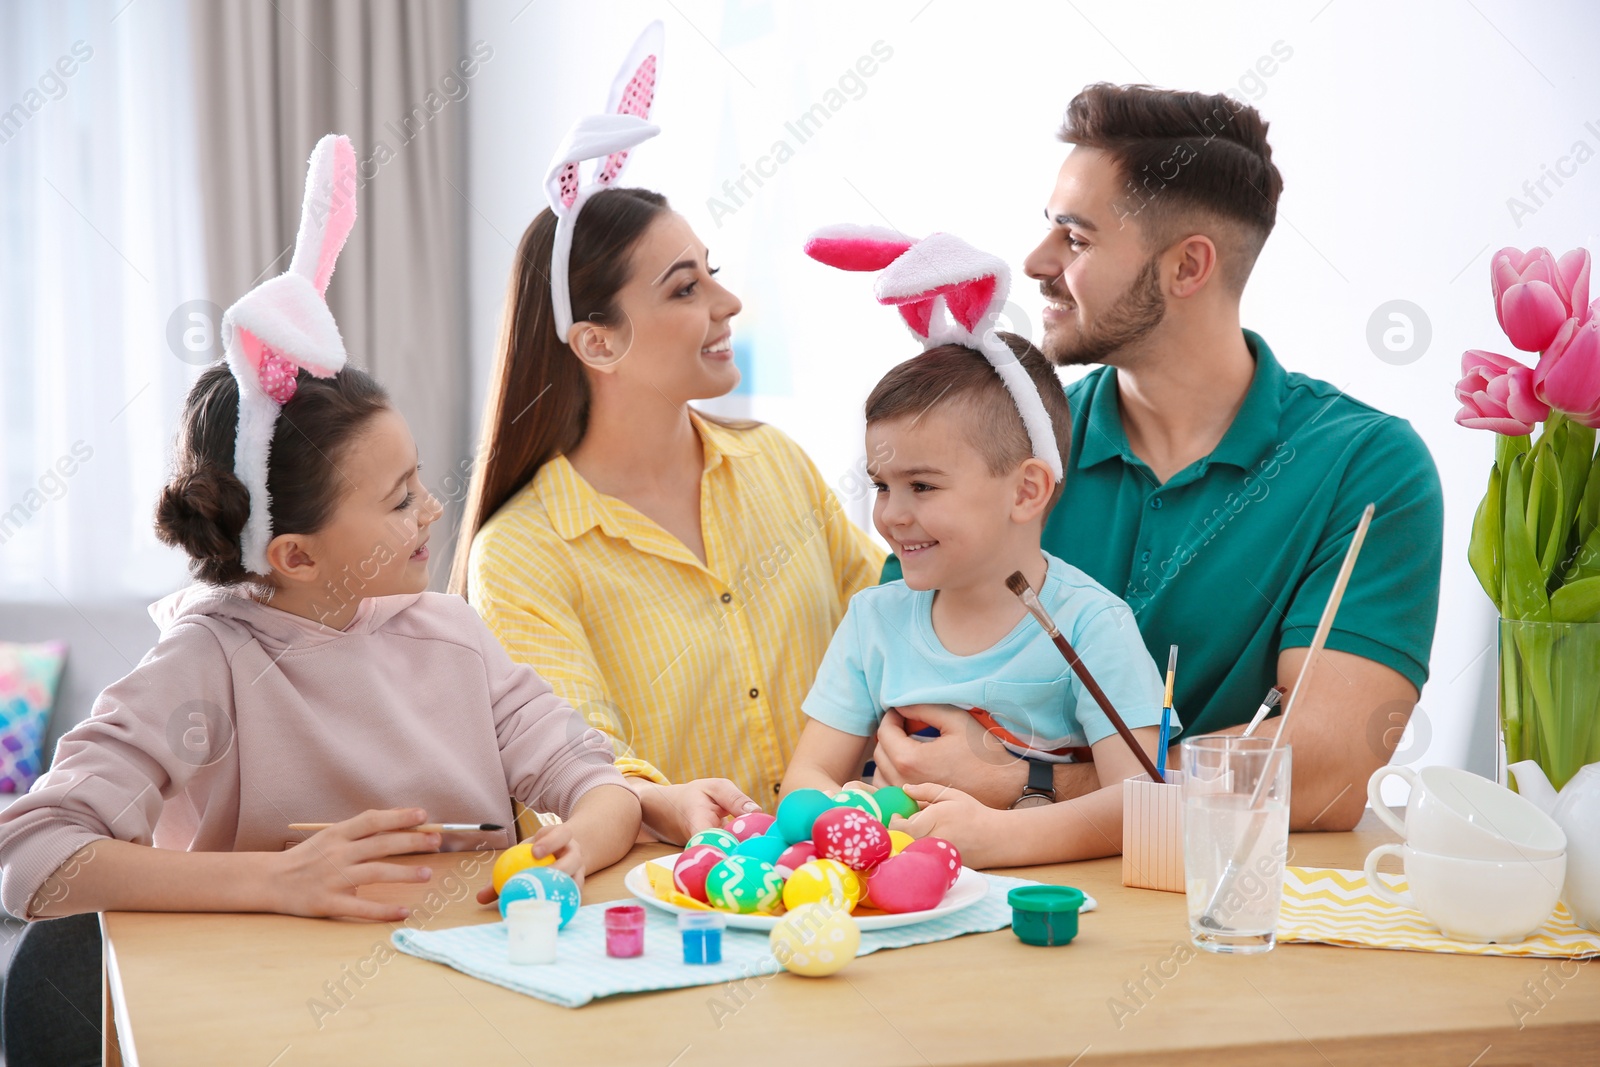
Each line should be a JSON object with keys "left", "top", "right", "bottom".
{"left": 1278, "top": 866, "right": 1600, "bottom": 958}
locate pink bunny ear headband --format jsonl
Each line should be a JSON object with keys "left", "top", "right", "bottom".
{"left": 544, "top": 21, "right": 663, "bottom": 340}
{"left": 804, "top": 225, "right": 1064, "bottom": 481}
{"left": 221, "top": 134, "right": 357, "bottom": 575}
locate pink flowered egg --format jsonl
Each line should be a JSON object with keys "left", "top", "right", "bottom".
{"left": 812, "top": 807, "right": 892, "bottom": 871}
{"left": 903, "top": 836, "right": 962, "bottom": 889}
{"left": 865, "top": 851, "right": 948, "bottom": 913}
{"left": 725, "top": 811, "right": 776, "bottom": 842}
{"left": 672, "top": 844, "right": 726, "bottom": 903}
{"left": 775, "top": 840, "right": 818, "bottom": 878}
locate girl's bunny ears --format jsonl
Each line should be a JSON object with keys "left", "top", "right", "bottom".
{"left": 544, "top": 21, "right": 663, "bottom": 339}
{"left": 222, "top": 133, "right": 358, "bottom": 575}
{"left": 804, "top": 225, "right": 1064, "bottom": 480}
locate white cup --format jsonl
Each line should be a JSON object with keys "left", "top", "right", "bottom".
{"left": 505, "top": 899, "right": 560, "bottom": 964}
{"left": 1363, "top": 843, "right": 1566, "bottom": 943}
{"left": 1368, "top": 765, "right": 1565, "bottom": 860}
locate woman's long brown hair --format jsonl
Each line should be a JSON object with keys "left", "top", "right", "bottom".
{"left": 448, "top": 187, "right": 670, "bottom": 597}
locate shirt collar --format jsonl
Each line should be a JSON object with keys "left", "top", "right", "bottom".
{"left": 535, "top": 409, "right": 757, "bottom": 542}
{"left": 1075, "top": 329, "right": 1284, "bottom": 473}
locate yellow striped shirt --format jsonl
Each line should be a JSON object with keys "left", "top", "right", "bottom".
{"left": 468, "top": 412, "right": 885, "bottom": 805}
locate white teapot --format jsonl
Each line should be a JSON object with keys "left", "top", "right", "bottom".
{"left": 1507, "top": 760, "right": 1600, "bottom": 932}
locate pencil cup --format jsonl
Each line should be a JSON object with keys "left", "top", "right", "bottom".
{"left": 1122, "top": 771, "right": 1185, "bottom": 893}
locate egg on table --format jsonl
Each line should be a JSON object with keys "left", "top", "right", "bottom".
{"left": 812, "top": 807, "right": 891, "bottom": 871}
{"left": 782, "top": 858, "right": 859, "bottom": 913}
{"left": 772, "top": 788, "right": 837, "bottom": 845}
{"left": 864, "top": 851, "right": 948, "bottom": 914}
{"left": 491, "top": 841, "right": 554, "bottom": 894}
{"left": 497, "top": 866, "right": 582, "bottom": 927}
{"left": 770, "top": 902, "right": 861, "bottom": 977}
{"left": 871, "top": 785, "right": 920, "bottom": 823}
{"left": 672, "top": 843, "right": 727, "bottom": 903}
{"left": 775, "top": 840, "right": 818, "bottom": 877}
{"left": 686, "top": 827, "right": 741, "bottom": 854}
{"left": 903, "top": 836, "right": 963, "bottom": 889}
{"left": 732, "top": 833, "right": 788, "bottom": 867}
{"left": 831, "top": 788, "right": 885, "bottom": 824}
{"left": 725, "top": 811, "right": 776, "bottom": 841}
{"left": 704, "top": 855, "right": 785, "bottom": 914}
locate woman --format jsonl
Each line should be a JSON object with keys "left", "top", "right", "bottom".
{"left": 451, "top": 187, "right": 883, "bottom": 844}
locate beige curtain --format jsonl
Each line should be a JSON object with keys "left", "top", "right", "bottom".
{"left": 188, "top": 0, "right": 471, "bottom": 586}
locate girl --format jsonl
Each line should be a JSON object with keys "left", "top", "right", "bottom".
{"left": 0, "top": 137, "right": 639, "bottom": 925}
{"left": 453, "top": 26, "right": 883, "bottom": 841}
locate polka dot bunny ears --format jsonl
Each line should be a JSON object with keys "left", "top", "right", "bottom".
{"left": 804, "top": 225, "right": 1064, "bottom": 481}
{"left": 222, "top": 133, "right": 357, "bottom": 576}
{"left": 543, "top": 21, "right": 663, "bottom": 340}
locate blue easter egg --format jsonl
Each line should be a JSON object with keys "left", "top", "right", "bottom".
{"left": 732, "top": 833, "right": 789, "bottom": 866}
{"left": 498, "top": 866, "right": 582, "bottom": 927}
{"left": 773, "top": 788, "right": 838, "bottom": 845}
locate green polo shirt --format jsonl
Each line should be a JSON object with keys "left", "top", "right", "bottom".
{"left": 882, "top": 330, "right": 1443, "bottom": 737}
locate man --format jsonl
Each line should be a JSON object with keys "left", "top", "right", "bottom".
{"left": 876, "top": 83, "right": 1442, "bottom": 841}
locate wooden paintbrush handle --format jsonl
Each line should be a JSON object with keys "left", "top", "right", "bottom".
{"left": 1053, "top": 632, "right": 1166, "bottom": 783}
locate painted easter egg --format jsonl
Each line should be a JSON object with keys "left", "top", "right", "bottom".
{"left": 686, "top": 828, "right": 740, "bottom": 854}
{"left": 672, "top": 844, "right": 727, "bottom": 903}
{"left": 782, "top": 859, "right": 858, "bottom": 914}
{"left": 491, "top": 841, "right": 554, "bottom": 893}
{"left": 812, "top": 807, "right": 892, "bottom": 871}
{"left": 903, "top": 836, "right": 963, "bottom": 889}
{"left": 732, "top": 833, "right": 788, "bottom": 867}
{"left": 872, "top": 785, "right": 919, "bottom": 823}
{"left": 814, "top": 858, "right": 864, "bottom": 902}
{"left": 865, "top": 851, "right": 948, "bottom": 914}
{"left": 775, "top": 840, "right": 818, "bottom": 877}
{"left": 705, "top": 856, "right": 784, "bottom": 914}
{"left": 770, "top": 902, "right": 861, "bottom": 977}
{"left": 725, "top": 811, "right": 776, "bottom": 841}
{"left": 832, "top": 788, "right": 885, "bottom": 824}
{"left": 773, "top": 788, "right": 837, "bottom": 845}
{"left": 497, "top": 867, "right": 582, "bottom": 926}
{"left": 887, "top": 829, "right": 915, "bottom": 856}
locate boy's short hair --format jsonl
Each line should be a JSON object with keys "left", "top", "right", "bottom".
{"left": 864, "top": 333, "right": 1072, "bottom": 511}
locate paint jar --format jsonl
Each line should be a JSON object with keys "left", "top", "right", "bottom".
{"left": 679, "top": 911, "right": 725, "bottom": 964}
{"left": 605, "top": 904, "right": 646, "bottom": 958}
{"left": 1008, "top": 885, "right": 1085, "bottom": 947}
{"left": 505, "top": 899, "right": 560, "bottom": 964}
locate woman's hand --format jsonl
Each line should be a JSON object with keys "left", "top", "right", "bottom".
{"left": 269, "top": 807, "right": 440, "bottom": 922}
{"left": 891, "top": 784, "right": 1009, "bottom": 869}
{"left": 635, "top": 778, "right": 760, "bottom": 846}
{"left": 474, "top": 821, "right": 587, "bottom": 906}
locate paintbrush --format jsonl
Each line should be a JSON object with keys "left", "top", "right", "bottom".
{"left": 1157, "top": 645, "right": 1178, "bottom": 778}
{"left": 288, "top": 822, "right": 505, "bottom": 833}
{"left": 1240, "top": 684, "right": 1287, "bottom": 738}
{"left": 1196, "top": 503, "right": 1375, "bottom": 931}
{"left": 1006, "top": 570, "right": 1164, "bottom": 784}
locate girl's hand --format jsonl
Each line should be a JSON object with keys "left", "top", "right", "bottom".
{"left": 474, "top": 822, "right": 587, "bottom": 906}
{"left": 891, "top": 783, "right": 1006, "bottom": 869}
{"left": 636, "top": 778, "right": 760, "bottom": 846}
{"left": 270, "top": 807, "right": 440, "bottom": 922}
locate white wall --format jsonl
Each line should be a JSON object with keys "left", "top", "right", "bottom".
{"left": 465, "top": 0, "right": 1600, "bottom": 784}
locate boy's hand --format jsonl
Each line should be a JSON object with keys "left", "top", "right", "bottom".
{"left": 891, "top": 784, "right": 1006, "bottom": 869}
{"left": 271, "top": 807, "right": 440, "bottom": 922}
{"left": 474, "top": 823, "right": 587, "bottom": 906}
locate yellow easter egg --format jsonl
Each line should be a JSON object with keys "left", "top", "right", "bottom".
{"left": 492, "top": 841, "right": 553, "bottom": 893}
{"left": 813, "top": 858, "right": 864, "bottom": 901}
{"left": 887, "top": 830, "right": 914, "bottom": 856}
{"left": 782, "top": 859, "right": 858, "bottom": 913}
{"left": 770, "top": 902, "right": 861, "bottom": 977}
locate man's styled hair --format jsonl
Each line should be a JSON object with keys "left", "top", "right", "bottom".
{"left": 1059, "top": 82, "right": 1283, "bottom": 292}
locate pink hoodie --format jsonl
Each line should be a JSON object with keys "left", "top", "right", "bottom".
{"left": 0, "top": 586, "right": 625, "bottom": 918}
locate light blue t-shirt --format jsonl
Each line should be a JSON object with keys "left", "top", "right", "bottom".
{"left": 802, "top": 553, "right": 1172, "bottom": 758}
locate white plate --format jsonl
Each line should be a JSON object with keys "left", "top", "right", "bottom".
{"left": 625, "top": 852, "right": 1001, "bottom": 931}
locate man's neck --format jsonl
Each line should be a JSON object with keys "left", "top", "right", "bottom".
{"left": 1109, "top": 310, "right": 1256, "bottom": 485}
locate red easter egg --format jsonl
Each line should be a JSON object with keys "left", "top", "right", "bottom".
{"left": 812, "top": 807, "right": 892, "bottom": 871}
{"left": 865, "top": 851, "right": 948, "bottom": 913}
{"left": 725, "top": 811, "right": 776, "bottom": 842}
{"left": 672, "top": 844, "right": 726, "bottom": 903}
{"left": 903, "top": 836, "right": 962, "bottom": 889}
{"left": 775, "top": 840, "right": 818, "bottom": 877}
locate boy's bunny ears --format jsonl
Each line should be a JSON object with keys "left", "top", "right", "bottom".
{"left": 222, "top": 133, "right": 357, "bottom": 576}
{"left": 804, "top": 225, "right": 1064, "bottom": 480}
{"left": 544, "top": 21, "right": 663, "bottom": 339}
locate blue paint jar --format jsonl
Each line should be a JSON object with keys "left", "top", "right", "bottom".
{"left": 679, "top": 912, "right": 725, "bottom": 964}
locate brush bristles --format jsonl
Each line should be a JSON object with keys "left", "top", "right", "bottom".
{"left": 1267, "top": 685, "right": 1286, "bottom": 708}
{"left": 1005, "top": 571, "right": 1031, "bottom": 597}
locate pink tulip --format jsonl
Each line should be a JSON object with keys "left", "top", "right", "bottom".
{"left": 1455, "top": 350, "right": 1550, "bottom": 435}
{"left": 1492, "top": 246, "right": 1591, "bottom": 352}
{"left": 1533, "top": 299, "right": 1600, "bottom": 428}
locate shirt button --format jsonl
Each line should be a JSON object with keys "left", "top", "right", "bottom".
{"left": 1150, "top": 497, "right": 1163, "bottom": 509}
{"left": 1141, "top": 550, "right": 1151, "bottom": 563}
{"left": 749, "top": 688, "right": 760, "bottom": 699}
{"left": 720, "top": 592, "right": 732, "bottom": 603}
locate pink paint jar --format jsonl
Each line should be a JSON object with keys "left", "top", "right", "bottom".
{"left": 605, "top": 904, "right": 646, "bottom": 958}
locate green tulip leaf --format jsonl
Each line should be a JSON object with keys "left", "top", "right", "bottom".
{"left": 1502, "top": 454, "right": 1552, "bottom": 621}
{"left": 1469, "top": 462, "right": 1503, "bottom": 610}
{"left": 1551, "top": 575, "right": 1600, "bottom": 623}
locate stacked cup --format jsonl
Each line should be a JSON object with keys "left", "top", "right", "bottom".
{"left": 1364, "top": 765, "right": 1567, "bottom": 943}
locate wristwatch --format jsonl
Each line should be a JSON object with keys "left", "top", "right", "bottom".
{"left": 1009, "top": 757, "right": 1056, "bottom": 809}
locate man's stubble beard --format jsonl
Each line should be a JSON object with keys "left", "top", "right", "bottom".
{"left": 1040, "top": 255, "right": 1166, "bottom": 368}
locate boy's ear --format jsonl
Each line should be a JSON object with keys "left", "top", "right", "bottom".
{"left": 1011, "top": 458, "right": 1057, "bottom": 523}
{"left": 264, "top": 532, "right": 323, "bottom": 586}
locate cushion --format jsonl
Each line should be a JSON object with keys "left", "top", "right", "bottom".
{"left": 0, "top": 641, "right": 67, "bottom": 793}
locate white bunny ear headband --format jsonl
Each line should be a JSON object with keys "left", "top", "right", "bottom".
{"left": 544, "top": 21, "right": 663, "bottom": 340}
{"left": 221, "top": 133, "right": 358, "bottom": 575}
{"left": 804, "top": 225, "right": 1064, "bottom": 481}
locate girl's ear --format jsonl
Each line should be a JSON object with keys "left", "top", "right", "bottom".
{"left": 1011, "top": 458, "right": 1057, "bottom": 524}
{"left": 265, "top": 532, "right": 322, "bottom": 586}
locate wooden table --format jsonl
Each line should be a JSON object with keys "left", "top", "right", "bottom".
{"left": 101, "top": 813, "right": 1599, "bottom": 1066}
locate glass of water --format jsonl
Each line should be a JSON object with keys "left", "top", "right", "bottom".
{"left": 1182, "top": 736, "right": 1292, "bottom": 955}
